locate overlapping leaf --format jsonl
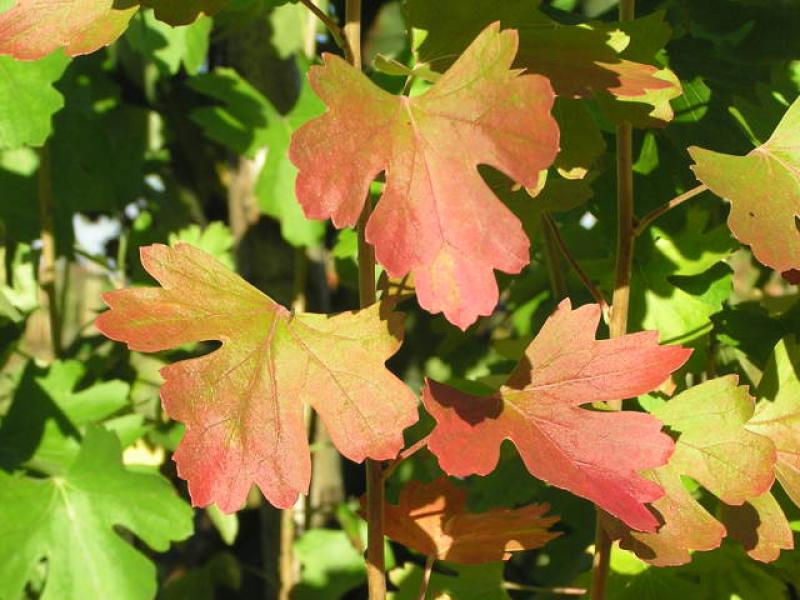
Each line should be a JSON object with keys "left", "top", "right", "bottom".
{"left": 421, "top": 300, "right": 692, "bottom": 532}
{"left": 604, "top": 376, "right": 789, "bottom": 566}
{"left": 383, "top": 477, "right": 559, "bottom": 564}
{"left": 689, "top": 97, "right": 800, "bottom": 277}
{"left": 96, "top": 243, "right": 418, "bottom": 512}
{"left": 290, "top": 24, "right": 559, "bottom": 329}
{"left": 0, "top": 427, "right": 193, "bottom": 600}
{"left": 406, "top": 0, "right": 681, "bottom": 123}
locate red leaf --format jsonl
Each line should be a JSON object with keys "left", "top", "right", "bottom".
{"left": 290, "top": 23, "right": 559, "bottom": 329}
{"left": 421, "top": 300, "right": 692, "bottom": 532}
{"left": 96, "top": 243, "right": 418, "bottom": 512}
{"left": 382, "top": 477, "right": 560, "bottom": 564}
{"left": 0, "top": 0, "right": 136, "bottom": 60}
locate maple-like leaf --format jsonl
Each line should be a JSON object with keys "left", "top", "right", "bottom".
{"left": 421, "top": 300, "right": 692, "bottom": 532}
{"left": 382, "top": 478, "right": 560, "bottom": 564}
{"left": 290, "top": 23, "right": 559, "bottom": 329}
{"left": 96, "top": 243, "right": 418, "bottom": 512}
{"left": 604, "top": 376, "right": 780, "bottom": 566}
{"left": 721, "top": 491, "right": 794, "bottom": 563}
{"left": 0, "top": 0, "right": 137, "bottom": 60}
{"left": 0, "top": 427, "right": 193, "bottom": 600}
{"left": 746, "top": 337, "right": 800, "bottom": 507}
{"left": 689, "top": 97, "right": 800, "bottom": 276}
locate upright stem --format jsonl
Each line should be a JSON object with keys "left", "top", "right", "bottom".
{"left": 37, "top": 143, "right": 61, "bottom": 358}
{"left": 591, "top": 2, "right": 636, "bottom": 598}
{"left": 542, "top": 217, "right": 568, "bottom": 301}
{"left": 346, "top": 2, "right": 386, "bottom": 597}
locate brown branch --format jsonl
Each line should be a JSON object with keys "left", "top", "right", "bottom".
{"left": 37, "top": 142, "right": 61, "bottom": 358}
{"left": 417, "top": 556, "right": 435, "bottom": 600}
{"left": 543, "top": 214, "right": 609, "bottom": 316}
{"left": 297, "top": 0, "right": 354, "bottom": 64}
{"left": 382, "top": 435, "right": 431, "bottom": 482}
{"left": 633, "top": 184, "right": 709, "bottom": 237}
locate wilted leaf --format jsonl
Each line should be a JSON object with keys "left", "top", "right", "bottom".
{"left": 383, "top": 477, "right": 560, "bottom": 564}
{"left": 96, "top": 243, "right": 418, "bottom": 512}
{"left": 0, "top": 427, "right": 193, "bottom": 600}
{"left": 689, "top": 97, "right": 800, "bottom": 276}
{"left": 290, "top": 24, "right": 559, "bottom": 329}
{"left": 422, "top": 300, "right": 692, "bottom": 532}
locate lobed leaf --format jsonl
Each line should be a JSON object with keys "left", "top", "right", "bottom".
{"left": 421, "top": 300, "right": 692, "bottom": 532}
{"left": 689, "top": 97, "right": 800, "bottom": 277}
{"left": 383, "top": 477, "right": 560, "bottom": 564}
{"left": 290, "top": 24, "right": 559, "bottom": 329}
{"left": 96, "top": 243, "right": 418, "bottom": 512}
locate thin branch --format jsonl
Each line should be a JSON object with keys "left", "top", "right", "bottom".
{"left": 417, "top": 556, "right": 435, "bottom": 600}
{"left": 37, "top": 142, "right": 61, "bottom": 358}
{"left": 382, "top": 435, "right": 431, "bottom": 482}
{"left": 543, "top": 214, "right": 609, "bottom": 317}
{"left": 297, "top": 0, "right": 354, "bottom": 64}
{"left": 633, "top": 184, "right": 708, "bottom": 237}
{"left": 504, "top": 582, "right": 587, "bottom": 596}
{"left": 542, "top": 219, "right": 568, "bottom": 301}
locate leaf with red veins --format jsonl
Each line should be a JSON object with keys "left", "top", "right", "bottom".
{"left": 382, "top": 478, "right": 560, "bottom": 564}
{"left": 421, "top": 300, "right": 692, "bottom": 532}
{"left": 0, "top": 0, "right": 137, "bottom": 60}
{"left": 96, "top": 243, "right": 418, "bottom": 512}
{"left": 605, "top": 376, "right": 779, "bottom": 566}
{"left": 290, "top": 23, "right": 559, "bottom": 329}
{"left": 689, "top": 97, "right": 800, "bottom": 276}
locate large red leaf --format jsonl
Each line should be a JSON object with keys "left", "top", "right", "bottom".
{"left": 0, "top": 0, "right": 136, "bottom": 60}
{"left": 421, "top": 300, "right": 692, "bottom": 532}
{"left": 96, "top": 243, "right": 418, "bottom": 512}
{"left": 382, "top": 477, "right": 560, "bottom": 564}
{"left": 290, "top": 23, "right": 559, "bottom": 329}
{"left": 689, "top": 97, "right": 800, "bottom": 276}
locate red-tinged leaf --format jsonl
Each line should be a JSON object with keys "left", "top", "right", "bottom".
{"left": 290, "top": 23, "right": 559, "bottom": 329}
{"left": 96, "top": 243, "right": 418, "bottom": 512}
{"left": 421, "top": 300, "right": 692, "bottom": 532}
{"left": 721, "top": 491, "right": 794, "bottom": 563}
{"left": 382, "top": 478, "right": 560, "bottom": 564}
{"left": 0, "top": 0, "right": 136, "bottom": 60}
{"left": 605, "top": 376, "right": 779, "bottom": 566}
{"left": 746, "top": 337, "right": 800, "bottom": 508}
{"left": 689, "top": 97, "right": 800, "bottom": 275}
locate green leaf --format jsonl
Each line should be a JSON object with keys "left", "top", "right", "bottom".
{"left": 161, "top": 552, "right": 241, "bottom": 600}
{"left": 125, "top": 10, "right": 212, "bottom": 75}
{"left": 0, "top": 243, "right": 37, "bottom": 323}
{"left": 0, "top": 52, "right": 69, "bottom": 149}
{"left": 168, "top": 222, "right": 235, "bottom": 269}
{"left": 141, "top": 0, "right": 227, "bottom": 26}
{"left": 293, "top": 529, "right": 367, "bottom": 600}
{"left": 0, "top": 360, "right": 132, "bottom": 473}
{"left": 0, "top": 426, "right": 194, "bottom": 600}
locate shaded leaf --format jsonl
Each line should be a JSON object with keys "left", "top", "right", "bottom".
{"left": 383, "top": 477, "right": 559, "bottom": 564}
{"left": 290, "top": 24, "right": 559, "bottom": 329}
{"left": 389, "top": 561, "right": 510, "bottom": 600}
{"left": 422, "top": 300, "right": 692, "bottom": 531}
{"left": 689, "top": 96, "right": 800, "bottom": 276}
{"left": 721, "top": 491, "right": 794, "bottom": 563}
{"left": 0, "top": 427, "right": 193, "bottom": 600}
{"left": 96, "top": 243, "right": 418, "bottom": 511}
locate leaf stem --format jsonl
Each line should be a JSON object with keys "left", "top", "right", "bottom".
{"left": 592, "top": 1, "right": 636, "bottom": 597}
{"left": 382, "top": 434, "right": 431, "bottom": 482}
{"left": 345, "top": 1, "right": 385, "bottom": 597}
{"left": 418, "top": 556, "right": 435, "bottom": 600}
{"left": 543, "top": 214, "right": 609, "bottom": 317}
{"left": 633, "top": 184, "right": 708, "bottom": 237}
{"left": 297, "top": 0, "right": 354, "bottom": 64}
{"left": 37, "top": 142, "right": 62, "bottom": 358}
{"left": 542, "top": 217, "right": 568, "bottom": 301}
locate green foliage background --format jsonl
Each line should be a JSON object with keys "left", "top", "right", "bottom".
{"left": 0, "top": 0, "right": 798, "bottom": 598}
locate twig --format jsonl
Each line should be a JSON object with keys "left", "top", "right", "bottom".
{"left": 592, "top": 1, "right": 636, "bottom": 598}
{"left": 503, "top": 581, "right": 587, "bottom": 596}
{"left": 633, "top": 184, "right": 708, "bottom": 237}
{"left": 37, "top": 142, "right": 61, "bottom": 358}
{"left": 417, "top": 556, "right": 435, "bottom": 600}
{"left": 297, "top": 0, "right": 354, "bottom": 64}
{"left": 543, "top": 214, "right": 609, "bottom": 318}
{"left": 542, "top": 218, "right": 568, "bottom": 301}
{"left": 382, "top": 435, "right": 431, "bottom": 482}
